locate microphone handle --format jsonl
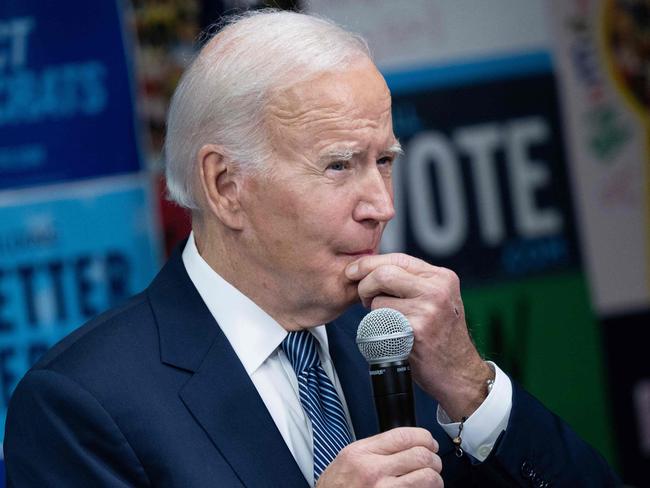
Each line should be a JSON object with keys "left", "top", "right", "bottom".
{"left": 370, "top": 360, "right": 416, "bottom": 432}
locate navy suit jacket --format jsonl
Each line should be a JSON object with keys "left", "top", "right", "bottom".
{"left": 4, "top": 247, "right": 619, "bottom": 487}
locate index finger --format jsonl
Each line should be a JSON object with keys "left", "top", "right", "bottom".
{"left": 362, "top": 427, "right": 439, "bottom": 455}
{"left": 346, "top": 253, "right": 431, "bottom": 280}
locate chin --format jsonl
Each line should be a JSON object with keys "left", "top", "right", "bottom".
{"left": 339, "top": 282, "right": 361, "bottom": 308}
{"left": 319, "top": 283, "right": 358, "bottom": 316}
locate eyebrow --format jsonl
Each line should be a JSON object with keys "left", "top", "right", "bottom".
{"left": 321, "top": 148, "right": 358, "bottom": 162}
{"left": 386, "top": 141, "right": 404, "bottom": 156}
{"left": 319, "top": 141, "right": 403, "bottom": 163}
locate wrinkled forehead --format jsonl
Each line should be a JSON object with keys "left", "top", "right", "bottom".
{"left": 261, "top": 68, "right": 396, "bottom": 166}
{"left": 265, "top": 61, "right": 393, "bottom": 132}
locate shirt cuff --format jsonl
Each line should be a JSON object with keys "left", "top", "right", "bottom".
{"left": 436, "top": 361, "right": 512, "bottom": 462}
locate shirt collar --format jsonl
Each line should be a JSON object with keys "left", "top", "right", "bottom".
{"left": 182, "top": 232, "right": 330, "bottom": 375}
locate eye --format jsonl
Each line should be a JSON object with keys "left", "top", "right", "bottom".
{"left": 327, "top": 161, "right": 349, "bottom": 171}
{"left": 377, "top": 156, "right": 394, "bottom": 167}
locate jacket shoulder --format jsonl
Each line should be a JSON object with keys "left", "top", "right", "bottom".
{"left": 31, "top": 291, "right": 157, "bottom": 375}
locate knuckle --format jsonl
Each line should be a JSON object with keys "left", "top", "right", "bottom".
{"left": 414, "top": 446, "right": 433, "bottom": 466}
{"left": 391, "top": 427, "right": 413, "bottom": 447}
{"left": 432, "top": 453, "right": 442, "bottom": 472}
{"left": 421, "top": 468, "right": 441, "bottom": 486}
{"left": 338, "top": 447, "right": 381, "bottom": 485}
{"left": 375, "top": 265, "right": 395, "bottom": 283}
{"left": 444, "top": 267, "right": 459, "bottom": 285}
{"left": 445, "top": 270, "right": 462, "bottom": 296}
{"left": 423, "top": 431, "right": 438, "bottom": 452}
{"left": 431, "top": 436, "right": 439, "bottom": 452}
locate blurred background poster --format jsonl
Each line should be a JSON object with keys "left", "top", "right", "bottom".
{"left": 307, "top": 1, "right": 650, "bottom": 484}
{"left": 1, "top": 0, "right": 649, "bottom": 485}
{"left": 310, "top": 0, "right": 616, "bottom": 464}
{"left": 549, "top": 0, "right": 650, "bottom": 481}
{"left": 0, "top": 0, "right": 161, "bottom": 480}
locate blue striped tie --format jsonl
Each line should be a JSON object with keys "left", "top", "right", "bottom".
{"left": 282, "top": 330, "right": 352, "bottom": 483}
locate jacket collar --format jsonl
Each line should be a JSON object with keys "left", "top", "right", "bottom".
{"left": 147, "top": 244, "right": 309, "bottom": 487}
{"left": 147, "top": 244, "right": 218, "bottom": 372}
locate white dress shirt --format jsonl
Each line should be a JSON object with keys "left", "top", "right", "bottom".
{"left": 182, "top": 232, "right": 513, "bottom": 484}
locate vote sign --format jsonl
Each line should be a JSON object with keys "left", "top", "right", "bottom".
{"left": 383, "top": 61, "right": 580, "bottom": 284}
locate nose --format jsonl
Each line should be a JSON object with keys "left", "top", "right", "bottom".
{"left": 352, "top": 167, "right": 395, "bottom": 224}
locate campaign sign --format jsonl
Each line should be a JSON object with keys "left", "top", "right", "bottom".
{"left": 381, "top": 52, "right": 581, "bottom": 285}
{"left": 0, "top": 0, "right": 141, "bottom": 189}
{"left": 0, "top": 177, "right": 161, "bottom": 444}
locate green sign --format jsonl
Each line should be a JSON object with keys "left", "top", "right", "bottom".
{"left": 464, "top": 271, "right": 616, "bottom": 465}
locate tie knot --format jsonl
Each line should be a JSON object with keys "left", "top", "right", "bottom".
{"left": 281, "top": 330, "right": 320, "bottom": 375}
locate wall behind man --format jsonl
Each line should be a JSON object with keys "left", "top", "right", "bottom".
{"left": 307, "top": 0, "right": 650, "bottom": 485}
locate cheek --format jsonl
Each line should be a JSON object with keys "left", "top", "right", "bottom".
{"left": 248, "top": 186, "right": 300, "bottom": 231}
{"left": 250, "top": 180, "right": 357, "bottom": 252}
{"left": 301, "top": 208, "right": 348, "bottom": 249}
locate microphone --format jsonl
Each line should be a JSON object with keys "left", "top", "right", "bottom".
{"left": 356, "top": 308, "right": 416, "bottom": 432}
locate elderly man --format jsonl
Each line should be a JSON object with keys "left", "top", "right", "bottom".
{"left": 4, "top": 10, "right": 618, "bottom": 487}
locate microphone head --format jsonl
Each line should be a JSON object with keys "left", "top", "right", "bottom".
{"left": 356, "top": 308, "right": 414, "bottom": 364}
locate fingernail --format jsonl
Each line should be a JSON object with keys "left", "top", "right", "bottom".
{"left": 346, "top": 263, "right": 359, "bottom": 278}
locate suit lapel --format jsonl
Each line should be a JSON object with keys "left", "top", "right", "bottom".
{"left": 148, "top": 247, "right": 308, "bottom": 487}
{"left": 179, "top": 333, "right": 308, "bottom": 487}
{"left": 327, "top": 309, "right": 379, "bottom": 441}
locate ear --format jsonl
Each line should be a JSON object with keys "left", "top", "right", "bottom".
{"left": 198, "top": 144, "right": 245, "bottom": 230}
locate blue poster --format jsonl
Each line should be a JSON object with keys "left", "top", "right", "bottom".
{"left": 0, "top": 0, "right": 141, "bottom": 189}
{"left": 0, "top": 177, "right": 161, "bottom": 445}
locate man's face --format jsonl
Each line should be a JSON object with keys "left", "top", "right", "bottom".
{"left": 238, "top": 60, "right": 398, "bottom": 327}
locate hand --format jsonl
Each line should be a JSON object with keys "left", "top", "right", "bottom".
{"left": 316, "top": 427, "right": 442, "bottom": 487}
{"left": 345, "top": 253, "right": 493, "bottom": 420}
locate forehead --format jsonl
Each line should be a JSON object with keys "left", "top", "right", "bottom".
{"left": 265, "top": 61, "right": 394, "bottom": 155}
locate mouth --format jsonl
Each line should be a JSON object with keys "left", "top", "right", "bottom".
{"left": 339, "top": 230, "right": 383, "bottom": 258}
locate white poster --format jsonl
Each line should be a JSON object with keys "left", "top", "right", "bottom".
{"left": 549, "top": 0, "right": 650, "bottom": 315}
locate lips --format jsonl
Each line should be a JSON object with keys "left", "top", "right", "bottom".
{"left": 339, "top": 230, "right": 382, "bottom": 257}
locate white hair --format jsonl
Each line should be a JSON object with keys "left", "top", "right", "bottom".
{"left": 164, "top": 9, "right": 372, "bottom": 210}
